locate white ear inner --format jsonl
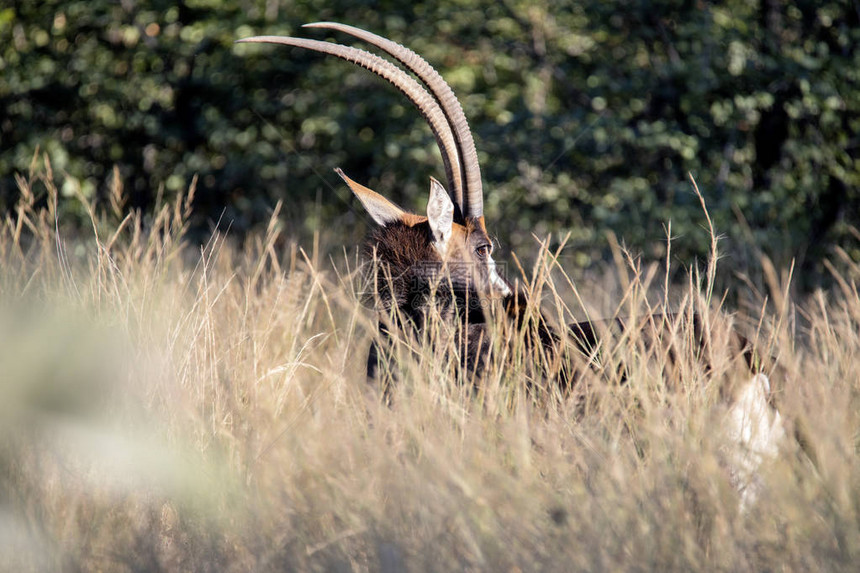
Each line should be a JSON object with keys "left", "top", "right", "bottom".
{"left": 427, "top": 177, "right": 454, "bottom": 255}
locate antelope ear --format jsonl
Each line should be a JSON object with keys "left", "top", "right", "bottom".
{"left": 427, "top": 177, "right": 454, "bottom": 252}
{"left": 335, "top": 168, "right": 406, "bottom": 226}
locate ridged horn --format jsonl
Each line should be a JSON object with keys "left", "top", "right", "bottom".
{"left": 303, "top": 22, "right": 484, "bottom": 219}
{"left": 237, "top": 35, "right": 463, "bottom": 212}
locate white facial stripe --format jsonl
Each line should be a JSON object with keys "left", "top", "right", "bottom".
{"left": 488, "top": 257, "right": 511, "bottom": 296}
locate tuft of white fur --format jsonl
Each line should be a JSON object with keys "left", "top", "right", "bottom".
{"left": 723, "top": 373, "right": 785, "bottom": 510}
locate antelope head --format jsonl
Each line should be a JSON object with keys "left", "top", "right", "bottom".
{"left": 237, "top": 23, "right": 511, "bottom": 304}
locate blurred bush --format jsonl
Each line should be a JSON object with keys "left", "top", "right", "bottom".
{"left": 1, "top": 0, "right": 858, "bottom": 287}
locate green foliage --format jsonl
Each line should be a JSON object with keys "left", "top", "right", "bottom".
{"left": 2, "top": 1, "right": 858, "bottom": 286}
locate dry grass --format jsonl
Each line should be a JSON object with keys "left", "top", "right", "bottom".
{"left": 1, "top": 158, "right": 859, "bottom": 572}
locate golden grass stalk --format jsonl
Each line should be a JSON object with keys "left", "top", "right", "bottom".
{"left": 1, "top": 158, "right": 858, "bottom": 571}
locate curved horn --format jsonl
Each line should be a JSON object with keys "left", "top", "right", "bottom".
{"left": 237, "top": 35, "right": 463, "bottom": 211}
{"left": 304, "top": 22, "right": 484, "bottom": 219}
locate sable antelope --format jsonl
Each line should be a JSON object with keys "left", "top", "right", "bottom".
{"left": 239, "top": 23, "right": 517, "bottom": 381}
{"left": 238, "top": 23, "right": 786, "bottom": 503}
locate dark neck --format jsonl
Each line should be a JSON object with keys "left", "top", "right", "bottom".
{"left": 378, "top": 270, "right": 486, "bottom": 331}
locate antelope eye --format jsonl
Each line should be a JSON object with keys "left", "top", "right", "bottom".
{"left": 475, "top": 244, "right": 491, "bottom": 258}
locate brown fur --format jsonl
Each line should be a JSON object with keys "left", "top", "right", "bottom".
{"left": 362, "top": 213, "right": 510, "bottom": 382}
{"left": 364, "top": 217, "right": 772, "bottom": 402}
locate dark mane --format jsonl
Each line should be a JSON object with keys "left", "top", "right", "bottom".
{"left": 363, "top": 221, "right": 436, "bottom": 287}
